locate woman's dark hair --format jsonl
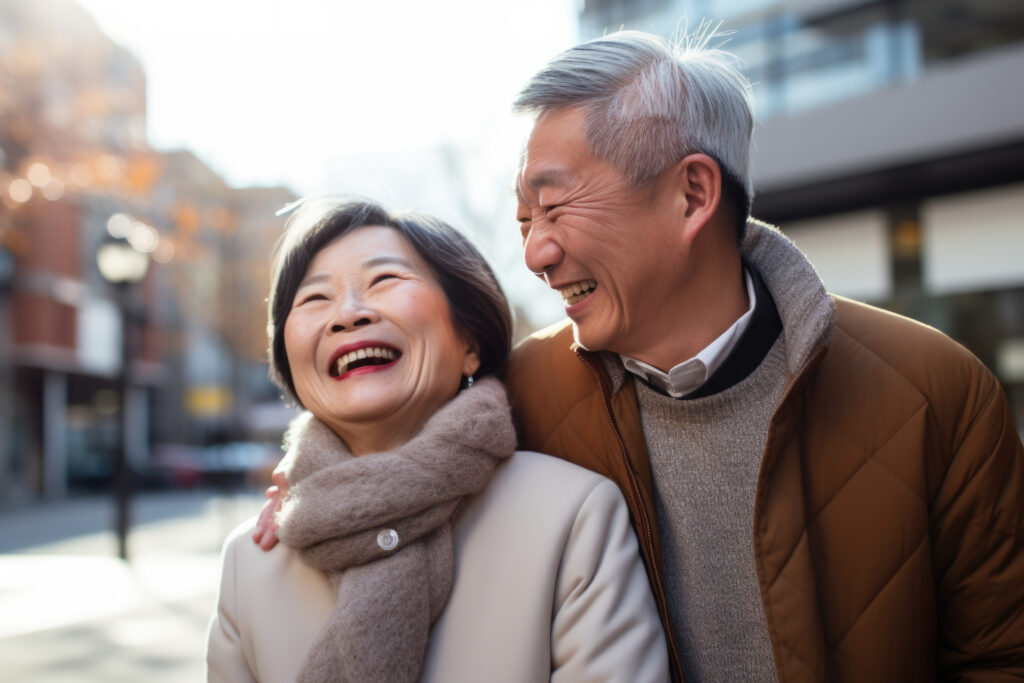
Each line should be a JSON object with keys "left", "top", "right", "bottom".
{"left": 267, "top": 196, "right": 513, "bottom": 405}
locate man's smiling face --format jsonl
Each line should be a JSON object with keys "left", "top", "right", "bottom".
{"left": 516, "top": 106, "right": 686, "bottom": 357}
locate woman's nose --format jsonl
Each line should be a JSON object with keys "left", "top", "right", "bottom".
{"left": 523, "top": 222, "right": 565, "bottom": 278}
{"left": 328, "top": 294, "right": 379, "bottom": 333}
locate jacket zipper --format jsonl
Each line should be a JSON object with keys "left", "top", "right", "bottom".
{"left": 577, "top": 349, "right": 685, "bottom": 681}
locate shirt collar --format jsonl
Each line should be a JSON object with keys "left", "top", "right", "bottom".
{"left": 619, "top": 268, "right": 757, "bottom": 399}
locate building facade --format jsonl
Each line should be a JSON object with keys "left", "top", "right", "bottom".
{"left": 0, "top": 0, "right": 297, "bottom": 503}
{"left": 580, "top": 0, "right": 1024, "bottom": 434}
{"left": 0, "top": 0, "right": 159, "bottom": 502}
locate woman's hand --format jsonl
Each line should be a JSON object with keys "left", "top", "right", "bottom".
{"left": 252, "top": 470, "right": 288, "bottom": 550}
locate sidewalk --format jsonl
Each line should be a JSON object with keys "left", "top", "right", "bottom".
{"left": 0, "top": 489, "right": 265, "bottom": 682}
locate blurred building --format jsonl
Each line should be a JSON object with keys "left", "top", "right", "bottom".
{"left": 229, "top": 186, "right": 304, "bottom": 441}
{"left": 581, "top": 0, "right": 1024, "bottom": 433}
{"left": 149, "top": 157, "right": 297, "bottom": 448}
{"left": 0, "top": 0, "right": 296, "bottom": 503}
{"left": 0, "top": 0, "right": 159, "bottom": 502}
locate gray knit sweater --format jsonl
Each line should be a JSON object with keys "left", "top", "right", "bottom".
{"left": 601, "top": 219, "right": 836, "bottom": 682}
{"left": 637, "top": 338, "right": 785, "bottom": 681}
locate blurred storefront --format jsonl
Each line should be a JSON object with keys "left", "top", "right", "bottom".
{"left": 0, "top": 0, "right": 297, "bottom": 503}
{"left": 581, "top": 0, "right": 1024, "bottom": 434}
{"left": 1, "top": 191, "right": 163, "bottom": 501}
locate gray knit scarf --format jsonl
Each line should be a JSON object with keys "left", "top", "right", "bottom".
{"left": 275, "top": 377, "right": 516, "bottom": 683}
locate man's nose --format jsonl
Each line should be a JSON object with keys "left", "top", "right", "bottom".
{"left": 328, "top": 293, "right": 379, "bottom": 333}
{"left": 523, "top": 223, "right": 564, "bottom": 279}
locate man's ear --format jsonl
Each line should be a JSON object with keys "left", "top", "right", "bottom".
{"left": 672, "top": 153, "right": 722, "bottom": 243}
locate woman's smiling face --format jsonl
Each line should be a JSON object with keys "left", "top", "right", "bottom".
{"left": 283, "top": 225, "right": 479, "bottom": 453}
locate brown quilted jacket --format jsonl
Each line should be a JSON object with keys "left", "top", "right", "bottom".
{"left": 507, "top": 298, "right": 1024, "bottom": 682}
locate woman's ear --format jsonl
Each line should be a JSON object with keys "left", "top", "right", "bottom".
{"left": 462, "top": 347, "right": 481, "bottom": 378}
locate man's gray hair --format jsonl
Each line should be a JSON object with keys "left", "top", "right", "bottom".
{"left": 513, "top": 28, "right": 755, "bottom": 228}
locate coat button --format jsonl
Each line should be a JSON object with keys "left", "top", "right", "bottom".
{"left": 377, "top": 528, "right": 399, "bottom": 551}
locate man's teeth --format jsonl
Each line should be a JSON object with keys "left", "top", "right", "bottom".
{"left": 558, "top": 280, "right": 597, "bottom": 305}
{"left": 335, "top": 347, "right": 398, "bottom": 375}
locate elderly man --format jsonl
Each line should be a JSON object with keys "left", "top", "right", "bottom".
{"left": 507, "top": 30, "right": 1024, "bottom": 682}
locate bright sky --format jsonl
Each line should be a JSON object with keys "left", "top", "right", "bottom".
{"left": 76, "top": 0, "right": 578, "bottom": 194}
{"left": 77, "top": 0, "right": 581, "bottom": 326}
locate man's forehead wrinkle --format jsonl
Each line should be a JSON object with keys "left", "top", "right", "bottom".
{"left": 526, "top": 169, "right": 570, "bottom": 193}
{"left": 516, "top": 165, "right": 570, "bottom": 205}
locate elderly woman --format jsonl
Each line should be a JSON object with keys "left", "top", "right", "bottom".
{"left": 205, "top": 197, "right": 668, "bottom": 682}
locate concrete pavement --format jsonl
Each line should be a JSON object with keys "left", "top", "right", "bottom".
{"left": 0, "top": 489, "right": 265, "bottom": 682}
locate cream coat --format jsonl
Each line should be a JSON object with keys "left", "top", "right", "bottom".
{"left": 206, "top": 451, "right": 670, "bottom": 682}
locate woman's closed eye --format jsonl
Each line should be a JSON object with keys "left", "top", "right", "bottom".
{"left": 297, "top": 292, "right": 328, "bottom": 305}
{"left": 371, "top": 273, "right": 400, "bottom": 286}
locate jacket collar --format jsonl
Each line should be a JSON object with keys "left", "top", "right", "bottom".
{"left": 742, "top": 218, "right": 835, "bottom": 379}
{"left": 573, "top": 218, "right": 836, "bottom": 394}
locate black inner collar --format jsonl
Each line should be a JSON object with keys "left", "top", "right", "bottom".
{"left": 637, "top": 260, "right": 783, "bottom": 400}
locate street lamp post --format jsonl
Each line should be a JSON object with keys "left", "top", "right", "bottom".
{"left": 96, "top": 238, "right": 149, "bottom": 561}
{"left": 0, "top": 245, "right": 15, "bottom": 499}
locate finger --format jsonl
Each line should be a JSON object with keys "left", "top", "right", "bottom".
{"left": 260, "top": 499, "right": 274, "bottom": 523}
{"left": 258, "top": 526, "right": 280, "bottom": 551}
{"left": 253, "top": 515, "right": 268, "bottom": 543}
{"left": 252, "top": 499, "right": 276, "bottom": 542}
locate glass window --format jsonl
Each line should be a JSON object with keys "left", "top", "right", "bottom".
{"left": 906, "top": 0, "right": 1024, "bottom": 66}
{"left": 708, "top": 0, "right": 782, "bottom": 22}
{"left": 774, "top": 6, "right": 911, "bottom": 114}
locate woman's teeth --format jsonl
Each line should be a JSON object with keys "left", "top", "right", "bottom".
{"left": 334, "top": 347, "right": 398, "bottom": 376}
{"left": 559, "top": 280, "right": 597, "bottom": 305}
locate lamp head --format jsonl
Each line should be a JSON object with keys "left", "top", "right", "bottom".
{"left": 97, "top": 240, "right": 149, "bottom": 284}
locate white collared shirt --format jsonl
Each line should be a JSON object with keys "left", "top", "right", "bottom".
{"left": 620, "top": 269, "right": 757, "bottom": 399}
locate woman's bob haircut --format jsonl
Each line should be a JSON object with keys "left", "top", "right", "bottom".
{"left": 267, "top": 196, "right": 513, "bottom": 405}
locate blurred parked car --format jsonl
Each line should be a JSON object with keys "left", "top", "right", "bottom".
{"left": 149, "top": 441, "right": 280, "bottom": 491}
